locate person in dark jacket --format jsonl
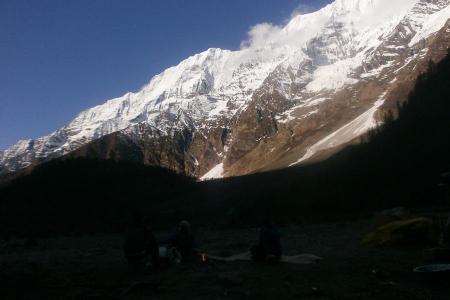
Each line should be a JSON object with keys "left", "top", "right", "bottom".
{"left": 251, "top": 219, "right": 282, "bottom": 261}
{"left": 169, "top": 220, "right": 198, "bottom": 263}
{"left": 123, "top": 214, "right": 159, "bottom": 271}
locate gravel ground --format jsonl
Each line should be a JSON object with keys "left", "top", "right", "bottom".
{"left": 1, "top": 219, "right": 449, "bottom": 299}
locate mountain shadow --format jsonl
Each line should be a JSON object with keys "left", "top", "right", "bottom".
{"left": 1, "top": 50, "right": 450, "bottom": 237}
{"left": 0, "top": 159, "right": 203, "bottom": 237}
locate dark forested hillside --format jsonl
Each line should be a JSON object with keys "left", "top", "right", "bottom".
{"left": 1, "top": 51, "right": 450, "bottom": 237}
{"left": 0, "top": 159, "right": 202, "bottom": 236}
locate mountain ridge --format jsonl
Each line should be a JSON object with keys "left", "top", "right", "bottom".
{"left": 2, "top": 0, "right": 450, "bottom": 178}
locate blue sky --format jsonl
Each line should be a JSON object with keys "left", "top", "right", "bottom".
{"left": 0, "top": 0, "right": 331, "bottom": 150}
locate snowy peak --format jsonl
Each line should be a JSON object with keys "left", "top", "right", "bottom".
{"left": 330, "top": 0, "right": 416, "bottom": 14}
{"left": 1, "top": 0, "right": 450, "bottom": 178}
{"left": 286, "top": 0, "right": 415, "bottom": 27}
{"left": 144, "top": 48, "right": 231, "bottom": 98}
{"left": 332, "top": 0, "right": 376, "bottom": 11}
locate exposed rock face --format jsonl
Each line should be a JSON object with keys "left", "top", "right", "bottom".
{"left": 2, "top": 0, "right": 450, "bottom": 179}
{"left": 66, "top": 122, "right": 223, "bottom": 177}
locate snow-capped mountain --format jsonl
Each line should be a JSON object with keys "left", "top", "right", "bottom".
{"left": 2, "top": 0, "right": 450, "bottom": 179}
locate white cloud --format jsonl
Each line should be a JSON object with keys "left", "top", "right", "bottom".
{"left": 240, "top": 1, "right": 325, "bottom": 50}
{"left": 240, "top": 22, "right": 282, "bottom": 49}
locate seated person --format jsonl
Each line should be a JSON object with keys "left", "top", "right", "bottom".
{"left": 168, "top": 220, "right": 198, "bottom": 263}
{"left": 123, "top": 214, "right": 159, "bottom": 271}
{"left": 251, "top": 220, "right": 282, "bottom": 261}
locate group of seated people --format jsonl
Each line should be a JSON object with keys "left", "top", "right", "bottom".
{"left": 123, "top": 212, "right": 450, "bottom": 272}
{"left": 123, "top": 215, "right": 198, "bottom": 271}
{"left": 122, "top": 215, "right": 282, "bottom": 271}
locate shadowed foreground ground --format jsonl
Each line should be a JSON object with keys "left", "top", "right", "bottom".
{"left": 1, "top": 218, "right": 449, "bottom": 300}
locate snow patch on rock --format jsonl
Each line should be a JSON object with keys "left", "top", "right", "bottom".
{"left": 200, "top": 163, "right": 225, "bottom": 181}
{"left": 290, "top": 92, "right": 387, "bottom": 166}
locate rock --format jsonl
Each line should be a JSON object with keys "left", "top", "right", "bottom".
{"left": 86, "top": 247, "right": 107, "bottom": 257}
{"left": 216, "top": 275, "right": 244, "bottom": 287}
{"left": 122, "top": 280, "right": 161, "bottom": 296}
{"left": 371, "top": 268, "right": 390, "bottom": 281}
{"left": 24, "top": 238, "right": 39, "bottom": 248}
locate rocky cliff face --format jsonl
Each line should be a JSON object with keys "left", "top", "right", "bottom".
{"left": 2, "top": 0, "right": 450, "bottom": 179}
